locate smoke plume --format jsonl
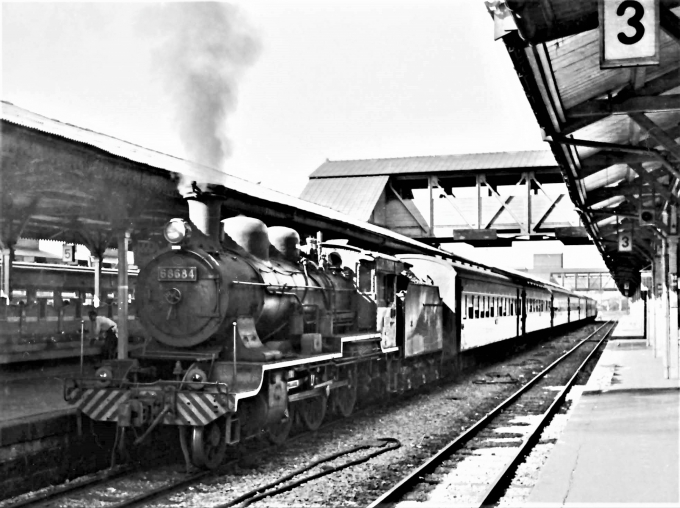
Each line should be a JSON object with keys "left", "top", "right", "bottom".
{"left": 148, "top": 3, "right": 260, "bottom": 190}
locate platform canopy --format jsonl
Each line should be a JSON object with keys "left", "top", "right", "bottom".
{"left": 0, "top": 101, "right": 446, "bottom": 258}
{"left": 492, "top": 0, "right": 680, "bottom": 295}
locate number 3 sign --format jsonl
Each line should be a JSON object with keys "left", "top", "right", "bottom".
{"left": 618, "top": 231, "right": 634, "bottom": 252}
{"left": 600, "top": 0, "right": 659, "bottom": 68}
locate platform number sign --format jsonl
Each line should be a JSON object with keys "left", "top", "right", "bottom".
{"left": 600, "top": 0, "right": 659, "bottom": 68}
{"left": 618, "top": 231, "right": 633, "bottom": 252}
{"left": 62, "top": 244, "right": 76, "bottom": 263}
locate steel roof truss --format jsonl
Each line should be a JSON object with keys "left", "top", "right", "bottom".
{"left": 482, "top": 174, "right": 528, "bottom": 232}
{"left": 431, "top": 178, "right": 475, "bottom": 229}
{"left": 532, "top": 178, "right": 566, "bottom": 231}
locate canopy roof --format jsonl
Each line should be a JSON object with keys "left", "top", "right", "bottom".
{"left": 495, "top": 0, "right": 680, "bottom": 296}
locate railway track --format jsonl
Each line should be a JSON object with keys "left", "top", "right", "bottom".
{"left": 366, "top": 320, "right": 615, "bottom": 508}
{"left": 3, "top": 322, "right": 605, "bottom": 508}
{"left": 3, "top": 391, "right": 397, "bottom": 508}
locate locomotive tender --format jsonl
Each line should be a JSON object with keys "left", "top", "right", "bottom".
{"left": 64, "top": 194, "right": 597, "bottom": 470}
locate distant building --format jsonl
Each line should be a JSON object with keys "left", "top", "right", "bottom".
{"left": 526, "top": 254, "right": 630, "bottom": 311}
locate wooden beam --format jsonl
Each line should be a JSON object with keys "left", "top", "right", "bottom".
{"left": 577, "top": 124, "right": 680, "bottom": 178}
{"left": 579, "top": 152, "right": 659, "bottom": 178}
{"left": 629, "top": 113, "right": 680, "bottom": 163}
{"left": 560, "top": 67, "right": 680, "bottom": 135}
{"left": 661, "top": 5, "right": 680, "bottom": 43}
{"left": 567, "top": 95, "right": 680, "bottom": 118}
{"left": 551, "top": 133, "right": 680, "bottom": 182}
{"left": 585, "top": 181, "right": 651, "bottom": 207}
{"left": 587, "top": 209, "right": 638, "bottom": 219}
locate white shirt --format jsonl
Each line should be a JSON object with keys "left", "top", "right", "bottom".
{"left": 93, "top": 316, "right": 118, "bottom": 335}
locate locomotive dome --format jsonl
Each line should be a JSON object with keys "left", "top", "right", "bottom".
{"left": 223, "top": 216, "right": 270, "bottom": 260}
{"left": 268, "top": 226, "right": 301, "bottom": 262}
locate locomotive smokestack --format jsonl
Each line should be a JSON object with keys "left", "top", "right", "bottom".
{"left": 186, "top": 192, "right": 223, "bottom": 242}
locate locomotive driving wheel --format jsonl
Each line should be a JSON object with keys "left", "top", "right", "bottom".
{"left": 298, "top": 394, "right": 327, "bottom": 431}
{"left": 333, "top": 366, "right": 357, "bottom": 417}
{"left": 190, "top": 419, "right": 227, "bottom": 469}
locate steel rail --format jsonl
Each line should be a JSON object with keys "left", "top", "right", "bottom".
{"left": 106, "top": 399, "right": 383, "bottom": 508}
{"left": 475, "top": 320, "right": 615, "bottom": 507}
{"left": 365, "top": 320, "right": 615, "bottom": 508}
{"left": 3, "top": 465, "right": 134, "bottom": 508}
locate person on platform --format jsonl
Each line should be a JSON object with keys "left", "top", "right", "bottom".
{"left": 88, "top": 310, "right": 118, "bottom": 360}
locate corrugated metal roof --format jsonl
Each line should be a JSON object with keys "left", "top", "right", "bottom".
{"left": 1, "top": 101, "right": 227, "bottom": 184}
{"left": 299, "top": 176, "right": 389, "bottom": 221}
{"left": 309, "top": 151, "right": 557, "bottom": 178}
{"left": 0, "top": 101, "right": 440, "bottom": 256}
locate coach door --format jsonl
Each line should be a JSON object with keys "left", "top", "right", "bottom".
{"left": 375, "top": 257, "right": 403, "bottom": 351}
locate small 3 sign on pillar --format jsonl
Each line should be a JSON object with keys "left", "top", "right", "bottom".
{"left": 600, "top": 0, "right": 659, "bottom": 68}
{"left": 618, "top": 230, "right": 633, "bottom": 252}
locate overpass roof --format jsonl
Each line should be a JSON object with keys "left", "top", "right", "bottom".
{"left": 309, "top": 150, "right": 558, "bottom": 178}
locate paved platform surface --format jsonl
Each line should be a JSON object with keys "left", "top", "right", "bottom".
{"left": 609, "top": 307, "right": 644, "bottom": 338}
{"left": 0, "top": 358, "right": 98, "bottom": 421}
{"left": 528, "top": 337, "right": 680, "bottom": 505}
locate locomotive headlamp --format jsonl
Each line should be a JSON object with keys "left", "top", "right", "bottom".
{"left": 185, "top": 366, "right": 208, "bottom": 390}
{"left": 95, "top": 366, "right": 113, "bottom": 387}
{"left": 163, "top": 219, "right": 192, "bottom": 244}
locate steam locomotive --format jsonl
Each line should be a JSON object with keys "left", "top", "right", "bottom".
{"left": 64, "top": 195, "right": 597, "bottom": 470}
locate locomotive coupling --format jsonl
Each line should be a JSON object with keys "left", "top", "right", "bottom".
{"left": 117, "top": 399, "right": 148, "bottom": 428}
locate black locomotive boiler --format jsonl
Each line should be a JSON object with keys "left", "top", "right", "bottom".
{"left": 64, "top": 194, "right": 596, "bottom": 470}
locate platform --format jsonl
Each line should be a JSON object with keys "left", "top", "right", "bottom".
{"left": 609, "top": 302, "right": 645, "bottom": 339}
{"left": 528, "top": 337, "right": 680, "bottom": 505}
{"left": 0, "top": 358, "right": 98, "bottom": 422}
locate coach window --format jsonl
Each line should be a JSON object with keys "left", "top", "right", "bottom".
{"left": 467, "top": 295, "right": 473, "bottom": 319}
{"left": 358, "top": 263, "right": 373, "bottom": 293}
{"left": 380, "top": 274, "right": 396, "bottom": 307}
{"left": 11, "top": 289, "right": 28, "bottom": 305}
{"left": 473, "top": 295, "right": 479, "bottom": 318}
{"left": 36, "top": 290, "right": 54, "bottom": 319}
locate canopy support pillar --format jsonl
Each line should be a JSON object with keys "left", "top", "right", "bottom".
{"left": 667, "top": 235, "right": 678, "bottom": 379}
{"left": 117, "top": 229, "right": 130, "bottom": 360}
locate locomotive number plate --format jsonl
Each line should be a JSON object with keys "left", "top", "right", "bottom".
{"left": 158, "top": 267, "right": 197, "bottom": 281}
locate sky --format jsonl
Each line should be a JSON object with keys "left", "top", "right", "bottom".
{"left": 1, "top": 1, "right": 607, "bottom": 271}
